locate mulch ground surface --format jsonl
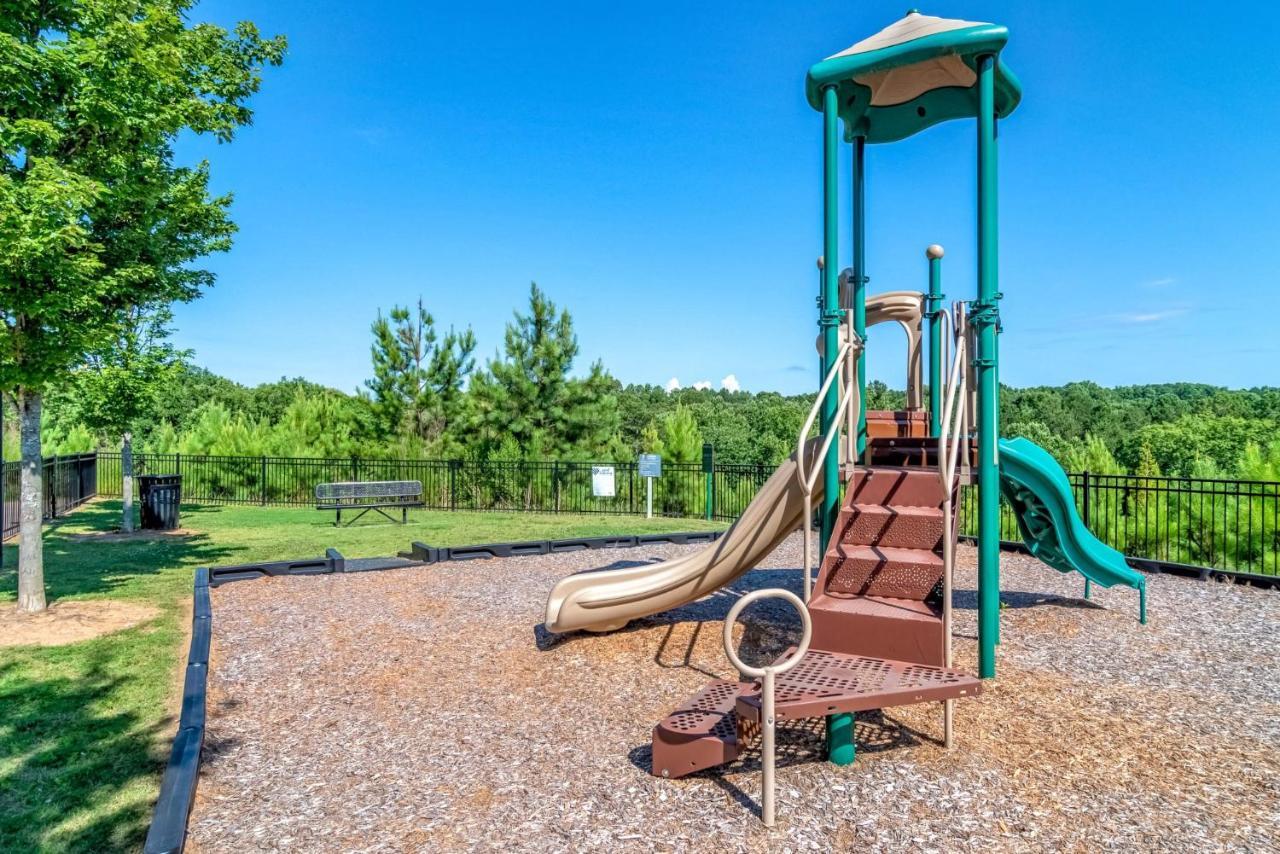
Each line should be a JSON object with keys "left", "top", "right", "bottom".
{"left": 188, "top": 537, "right": 1279, "bottom": 852}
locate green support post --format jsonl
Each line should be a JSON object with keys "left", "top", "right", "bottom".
{"left": 975, "top": 54, "right": 1001, "bottom": 679}
{"left": 826, "top": 708, "right": 856, "bottom": 766}
{"left": 852, "top": 137, "right": 868, "bottom": 456}
{"left": 820, "top": 85, "right": 855, "bottom": 766}
{"left": 926, "top": 245, "right": 945, "bottom": 436}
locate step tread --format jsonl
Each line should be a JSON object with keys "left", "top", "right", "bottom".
{"left": 844, "top": 503, "right": 944, "bottom": 516}
{"left": 651, "top": 679, "right": 747, "bottom": 779}
{"left": 808, "top": 592, "right": 942, "bottom": 621}
{"left": 828, "top": 543, "right": 944, "bottom": 566}
{"left": 735, "top": 649, "right": 980, "bottom": 723}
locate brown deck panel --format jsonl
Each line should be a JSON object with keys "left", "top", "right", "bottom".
{"left": 735, "top": 649, "right": 979, "bottom": 723}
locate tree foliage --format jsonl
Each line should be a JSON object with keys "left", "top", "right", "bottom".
{"left": 365, "top": 298, "right": 475, "bottom": 448}
{"left": 469, "top": 283, "right": 620, "bottom": 459}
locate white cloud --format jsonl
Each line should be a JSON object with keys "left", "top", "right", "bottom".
{"left": 664, "top": 377, "right": 681, "bottom": 392}
{"left": 1115, "top": 308, "right": 1188, "bottom": 324}
{"left": 692, "top": 380, "right": 712, "bottom": 391}
{"left": 1143, "top": 277, "right": 1176, "bottom": 288}
{"left": 720, "top": 373, "right": 741, "bottom": 392}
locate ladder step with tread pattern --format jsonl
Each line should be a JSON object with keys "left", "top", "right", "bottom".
{"left": 837, "top": 503, "right": 944, "bottom": 550}
{"left": 823, "top": 543, "right": 944, "bottom": 599}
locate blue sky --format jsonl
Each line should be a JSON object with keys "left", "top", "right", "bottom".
{"left": 175, "top": 1, "right": 1280, "bottom": 395}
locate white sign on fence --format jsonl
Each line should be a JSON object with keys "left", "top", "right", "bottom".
{"left": 591, "top": 465, "right": 616, "bottom": 498}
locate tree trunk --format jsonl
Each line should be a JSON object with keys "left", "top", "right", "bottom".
{"left": 17, "top": 388, "right": 45, "bottom": 613}
{"left": 121, "top": 431, "right": 134, "bottom": 533}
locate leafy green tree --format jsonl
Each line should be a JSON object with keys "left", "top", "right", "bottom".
{"left": 470, "top": 283, "right": 619, "bottom": 458}
{"left": 0, "top": 1, "right": 284, "bottom": 610}
{"left": 366, "top": 299, "right": 476, "bottom": 448}
{"left": 69, "top": 305, "right": 183, "bottom": 531}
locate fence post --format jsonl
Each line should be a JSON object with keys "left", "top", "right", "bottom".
{"left": 176, "top": 453, "right": 181, "bottom": 478}
{"left": 702, "top": 443, "right": 714, "bottom": 521}
{"left": 1082, "top": 470, "right": 1091, "bottom": 529}
{"left": 552, "top": 461, "right": 560, "bottom": 514}
{"left": 260, "top": 456, "right": 268, "bottom": 505}
{"left": 449, "top": 460, "right": 458, "bottom": 512}
{"left": 351, "top": 456, "right": 358, "bottom": 481}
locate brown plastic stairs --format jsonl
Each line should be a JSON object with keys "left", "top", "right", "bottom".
{"left": 651, "top": 451, "right": 980, "bottom": 779}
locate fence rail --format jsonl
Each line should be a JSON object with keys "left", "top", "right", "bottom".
{"left": 0, "top": 451, "right": 1264, "bottom": 579}
{"left": 2, "top": 453, "right": 98, "bottom": 540}
{"left": 957, "top": 470, "right": 1280, "bottom": 579}
{"left": 95, "top": 452, "right": 771, "bottom": 522}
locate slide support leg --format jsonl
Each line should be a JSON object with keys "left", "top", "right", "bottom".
{"left": 827, "top": 712, "right": 856, "bottom": 765}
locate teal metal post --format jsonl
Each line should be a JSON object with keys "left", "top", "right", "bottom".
{"left": 975, "top": 55, "right": 1001, "bottom": 679}
{"left": 820, "top": 85, "right": 854, "bottom": 767}
{"left": 852, "top": 137, "right": 868, "bottom": 456}
{"left": 926, "top": 245, "right": 945, "bottom": 436}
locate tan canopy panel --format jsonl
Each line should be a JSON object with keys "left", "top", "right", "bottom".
{"left": 806, "top": 11, "right": 1021, "bottom": 143}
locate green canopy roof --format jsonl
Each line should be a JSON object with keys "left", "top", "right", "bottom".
{"left": 806, "top": 11, "right": 1021, "bottom": 143}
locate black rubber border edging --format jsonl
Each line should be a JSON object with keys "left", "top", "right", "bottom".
{"left": 142, "top": 528, "right": 725, "bottom": 851}
{"left": 143, "top": 567, "right": 210, "bottom": 854}
{"left": 957, "top": 536, "right": 1279, "bottom": 590}
{"left": 402, "top": 530, "right": 724, "bottom": 564}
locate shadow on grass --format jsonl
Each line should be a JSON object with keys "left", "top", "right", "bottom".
{"left": 0, "top": 652, "right": 169, "bottom": 852}
{"left": 0, "top": 501, "right": 237, "bottom": 601}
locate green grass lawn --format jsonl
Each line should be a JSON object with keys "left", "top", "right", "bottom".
{"left": 0, "top": 499, "right": 723, "bottom": 853}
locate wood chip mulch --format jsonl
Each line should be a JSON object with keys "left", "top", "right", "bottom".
{"left": 187, "top": 537, "right": 1280, "bottom": 852}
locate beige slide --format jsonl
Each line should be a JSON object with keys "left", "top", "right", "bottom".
{"left": 544, "top": 440, "right": 823, "bottom": 633}
{"left": 543, "top": 290, "right": 921, "bottom": 635}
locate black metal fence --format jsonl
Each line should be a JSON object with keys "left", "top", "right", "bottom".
{"left": 96, "top": 453, "right": 774, "bottom": 522}
{"left": 1, "top": 453, "right": 99, "bottom": 540}
{"left": 959, "top": 471, "right": 1280, "bottom": 579}
{"left": 83, "top": 452, "right": 1280, "bottom": 579}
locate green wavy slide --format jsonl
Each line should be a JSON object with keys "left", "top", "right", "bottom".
{"left": 997, "top": 437, "right": 1147, "bottom": 622}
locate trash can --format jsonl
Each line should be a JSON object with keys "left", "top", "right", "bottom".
{"left": 139, "top": 474, "right": 182, "bottom": 530}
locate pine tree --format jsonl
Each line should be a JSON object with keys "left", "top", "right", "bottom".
{"left": 365, "top": 298, "right": 475, "bottom": 446}
{"left": 471, "top": 283, "right": 619, "bottom": 458}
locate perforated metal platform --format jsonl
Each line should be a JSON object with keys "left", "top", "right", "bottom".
{"left": 735, "top": 649, "right": 980, "bottom": 723}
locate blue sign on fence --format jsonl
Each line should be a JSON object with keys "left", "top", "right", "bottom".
{"left": 639, "top": 454, "right": 662, "bottom": 478}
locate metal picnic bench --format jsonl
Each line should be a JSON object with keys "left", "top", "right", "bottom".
{"left": 315, "top": 480, "right": 424, "bottom": 526}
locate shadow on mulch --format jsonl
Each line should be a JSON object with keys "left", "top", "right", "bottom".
{"left": 952, "top": 587, "right": 1107, "bottom": 613}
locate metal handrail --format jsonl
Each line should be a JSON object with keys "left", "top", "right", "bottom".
{"left": 935, "top": 301, "right": 970, "bottom": 749}
{"left": 795, "top": 310, "right": 862, "bottom": 600}
{"left": 722, "top": 588, "right": 812, "bottom": 827}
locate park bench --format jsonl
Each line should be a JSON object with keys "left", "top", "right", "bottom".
{"left": 314, "top": 480, "right": 424, "bottom": 526}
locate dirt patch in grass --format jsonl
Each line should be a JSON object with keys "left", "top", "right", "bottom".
{"left": 0, "top": 600, "right": 160, "bottom": 647}
{"left": 63, "top": 527, "right": 198, "bottom": 543}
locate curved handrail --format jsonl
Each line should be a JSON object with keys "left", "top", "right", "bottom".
{"left": 934, "top": 300, "right": 969, "bottom": 750}
{"left": 796, "top": 310, "right": 862, "bottom": 601}
{"left": 722, "top": 588, "right": 811, "bottom": 827}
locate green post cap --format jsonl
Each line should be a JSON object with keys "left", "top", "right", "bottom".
{"left": 806, "top": 11, "right": 1021, "bottom": 143}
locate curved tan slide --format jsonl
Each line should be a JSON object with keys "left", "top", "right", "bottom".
{"left": 543, "top": 291, "right": 921, "bottom": 635}
{"left": 544, "top": 440, "right": 824, "bottom": 633}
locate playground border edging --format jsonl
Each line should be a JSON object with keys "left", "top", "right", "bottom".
{"left": 142, "top": 529, "right": 726, "bottom": 852}
{"left": 958, "top": 536, "right": 1279, "bottom": 590}
{"left": 143, "top": 567, "right": 210, "bottom": 854}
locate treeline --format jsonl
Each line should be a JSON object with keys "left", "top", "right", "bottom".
{"left": 19, "top": 287, "right": 1280, "bottom": 482}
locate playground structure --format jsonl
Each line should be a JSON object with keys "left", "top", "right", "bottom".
{"left": 544, "top": 11, "right": 1147, "bottom": 825}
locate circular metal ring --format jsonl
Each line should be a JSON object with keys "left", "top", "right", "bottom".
{"left": 722, "top": 588, "right": 813, "bottom": 678}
